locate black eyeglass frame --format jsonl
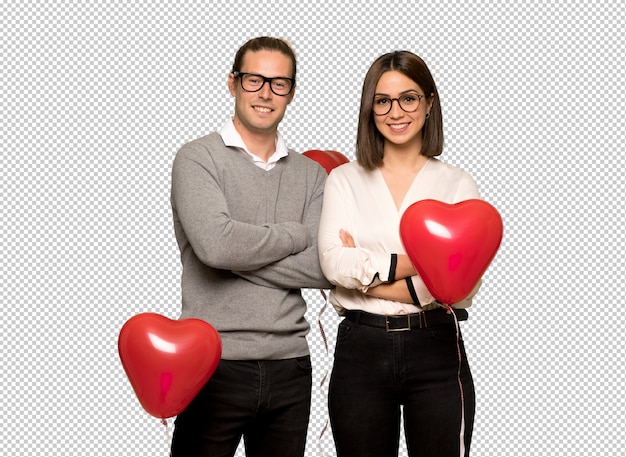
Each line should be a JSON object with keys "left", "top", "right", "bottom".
{"left": 372, "top": 94, "right": 426, "bottom": 116}
{"left": 232, "top": 71, "right": 296, "bottom": 96}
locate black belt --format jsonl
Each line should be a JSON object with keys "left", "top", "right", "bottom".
{"left": 344, "top": 308, "right": 468, "bottom": 332}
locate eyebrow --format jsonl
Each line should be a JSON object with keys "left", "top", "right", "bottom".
{"left": 241, "top": 71, "right": 293, "bottom": 80}
{"left": 374, "top": 89, "right": 422, "bottom": 97}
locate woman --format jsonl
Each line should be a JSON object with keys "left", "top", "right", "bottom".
{"left": 318, "top": 51, "right": 481, "bottom": 457}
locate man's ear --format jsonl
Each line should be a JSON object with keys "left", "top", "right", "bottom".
{"left": 228, "top": 73, "right": 236, "bottom": 96}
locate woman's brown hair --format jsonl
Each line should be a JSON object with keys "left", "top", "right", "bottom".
{"left": 356, "top": 51, "right": 443, "bottom": 170}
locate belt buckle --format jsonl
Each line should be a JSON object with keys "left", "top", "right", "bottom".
{"left": 385, "top": 314, "right": 411, "bottom": 332}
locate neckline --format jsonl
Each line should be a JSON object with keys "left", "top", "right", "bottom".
{"left": 377, "top": 157, "right": 431, "bottom": 213}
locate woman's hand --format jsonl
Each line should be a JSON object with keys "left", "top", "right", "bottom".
{"left": 339, "top": 229, "right": 356, "bottom": 248}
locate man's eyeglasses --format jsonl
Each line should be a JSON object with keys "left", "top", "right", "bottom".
{"left": 233, "top": 71, "right": 295, "bottom": 96}
{"left": 372, "top": 93, "right": 426, "bottom": 116}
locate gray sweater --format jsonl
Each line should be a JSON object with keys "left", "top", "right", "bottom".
{"left": 171, "top": 132, "right": 332, "bottom": 360}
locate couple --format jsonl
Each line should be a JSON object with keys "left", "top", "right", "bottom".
{"left": 169, "top": 36, "right": 481, "bottom": 457}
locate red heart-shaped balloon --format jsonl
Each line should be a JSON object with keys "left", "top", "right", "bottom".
{"left": 303, "top": 149, "right": 349, "bottom": 174}
{"left": 118, "top": 313, "right": 221, "bottom": 419}
{"left": 400, "top": 199, "right": 503, "bottom": 305}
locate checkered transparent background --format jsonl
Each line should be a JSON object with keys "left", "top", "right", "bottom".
{"left": 2, "top": 1, "right": 625, "bottom": 456}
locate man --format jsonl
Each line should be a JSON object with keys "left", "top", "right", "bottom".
{"left": 169, "top": 37, "right": 331, "bottom": 457}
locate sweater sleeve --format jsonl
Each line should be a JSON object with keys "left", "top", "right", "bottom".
{"left": 171, "top": 144, "right": 311, "bottom": 271}
{"left": 232, "top": 160, "right": 333, "bottom": 290}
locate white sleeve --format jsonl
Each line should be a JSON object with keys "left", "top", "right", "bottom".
{"left": 317, "top": 170, "right": 392, "bottom": 291}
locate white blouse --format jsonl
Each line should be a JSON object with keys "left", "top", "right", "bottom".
{"left": 318, "top": 158, "right": 482, "bottom": 316}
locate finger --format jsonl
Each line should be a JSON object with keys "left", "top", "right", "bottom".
{"left": 340, "top": 229, "right": 356, "bottom": 248}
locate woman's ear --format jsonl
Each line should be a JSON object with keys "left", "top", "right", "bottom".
{"left": 428, "top": 93, "right": 435, "bottom": 112}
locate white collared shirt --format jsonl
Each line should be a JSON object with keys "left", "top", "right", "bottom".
{"left": 219, "top": 118, "right": 289, "bottom": 171}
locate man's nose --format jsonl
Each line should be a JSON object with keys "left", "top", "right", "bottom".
{"left": 258, "top": 80, "right": 273, "bottom": 97}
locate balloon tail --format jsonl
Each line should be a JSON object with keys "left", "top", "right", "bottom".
{"left": 443, "top": 306, "right": 466, "bottom": 457}
{"left": 161, "top": 418, "right": 172, "bottom": 457}
{"left": 316, "top": 289, "right": 330, "bottom": 457}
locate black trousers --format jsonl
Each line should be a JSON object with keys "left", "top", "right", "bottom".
{"left": 171, "top": 356, "right": 312, "bottom": 457}
{"left": 329, "top": 313, "right": 475, "bottom": 457}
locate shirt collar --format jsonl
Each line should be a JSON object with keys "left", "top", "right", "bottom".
{"left": 219, "top": 118, "right": 289, "bottom": 170}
